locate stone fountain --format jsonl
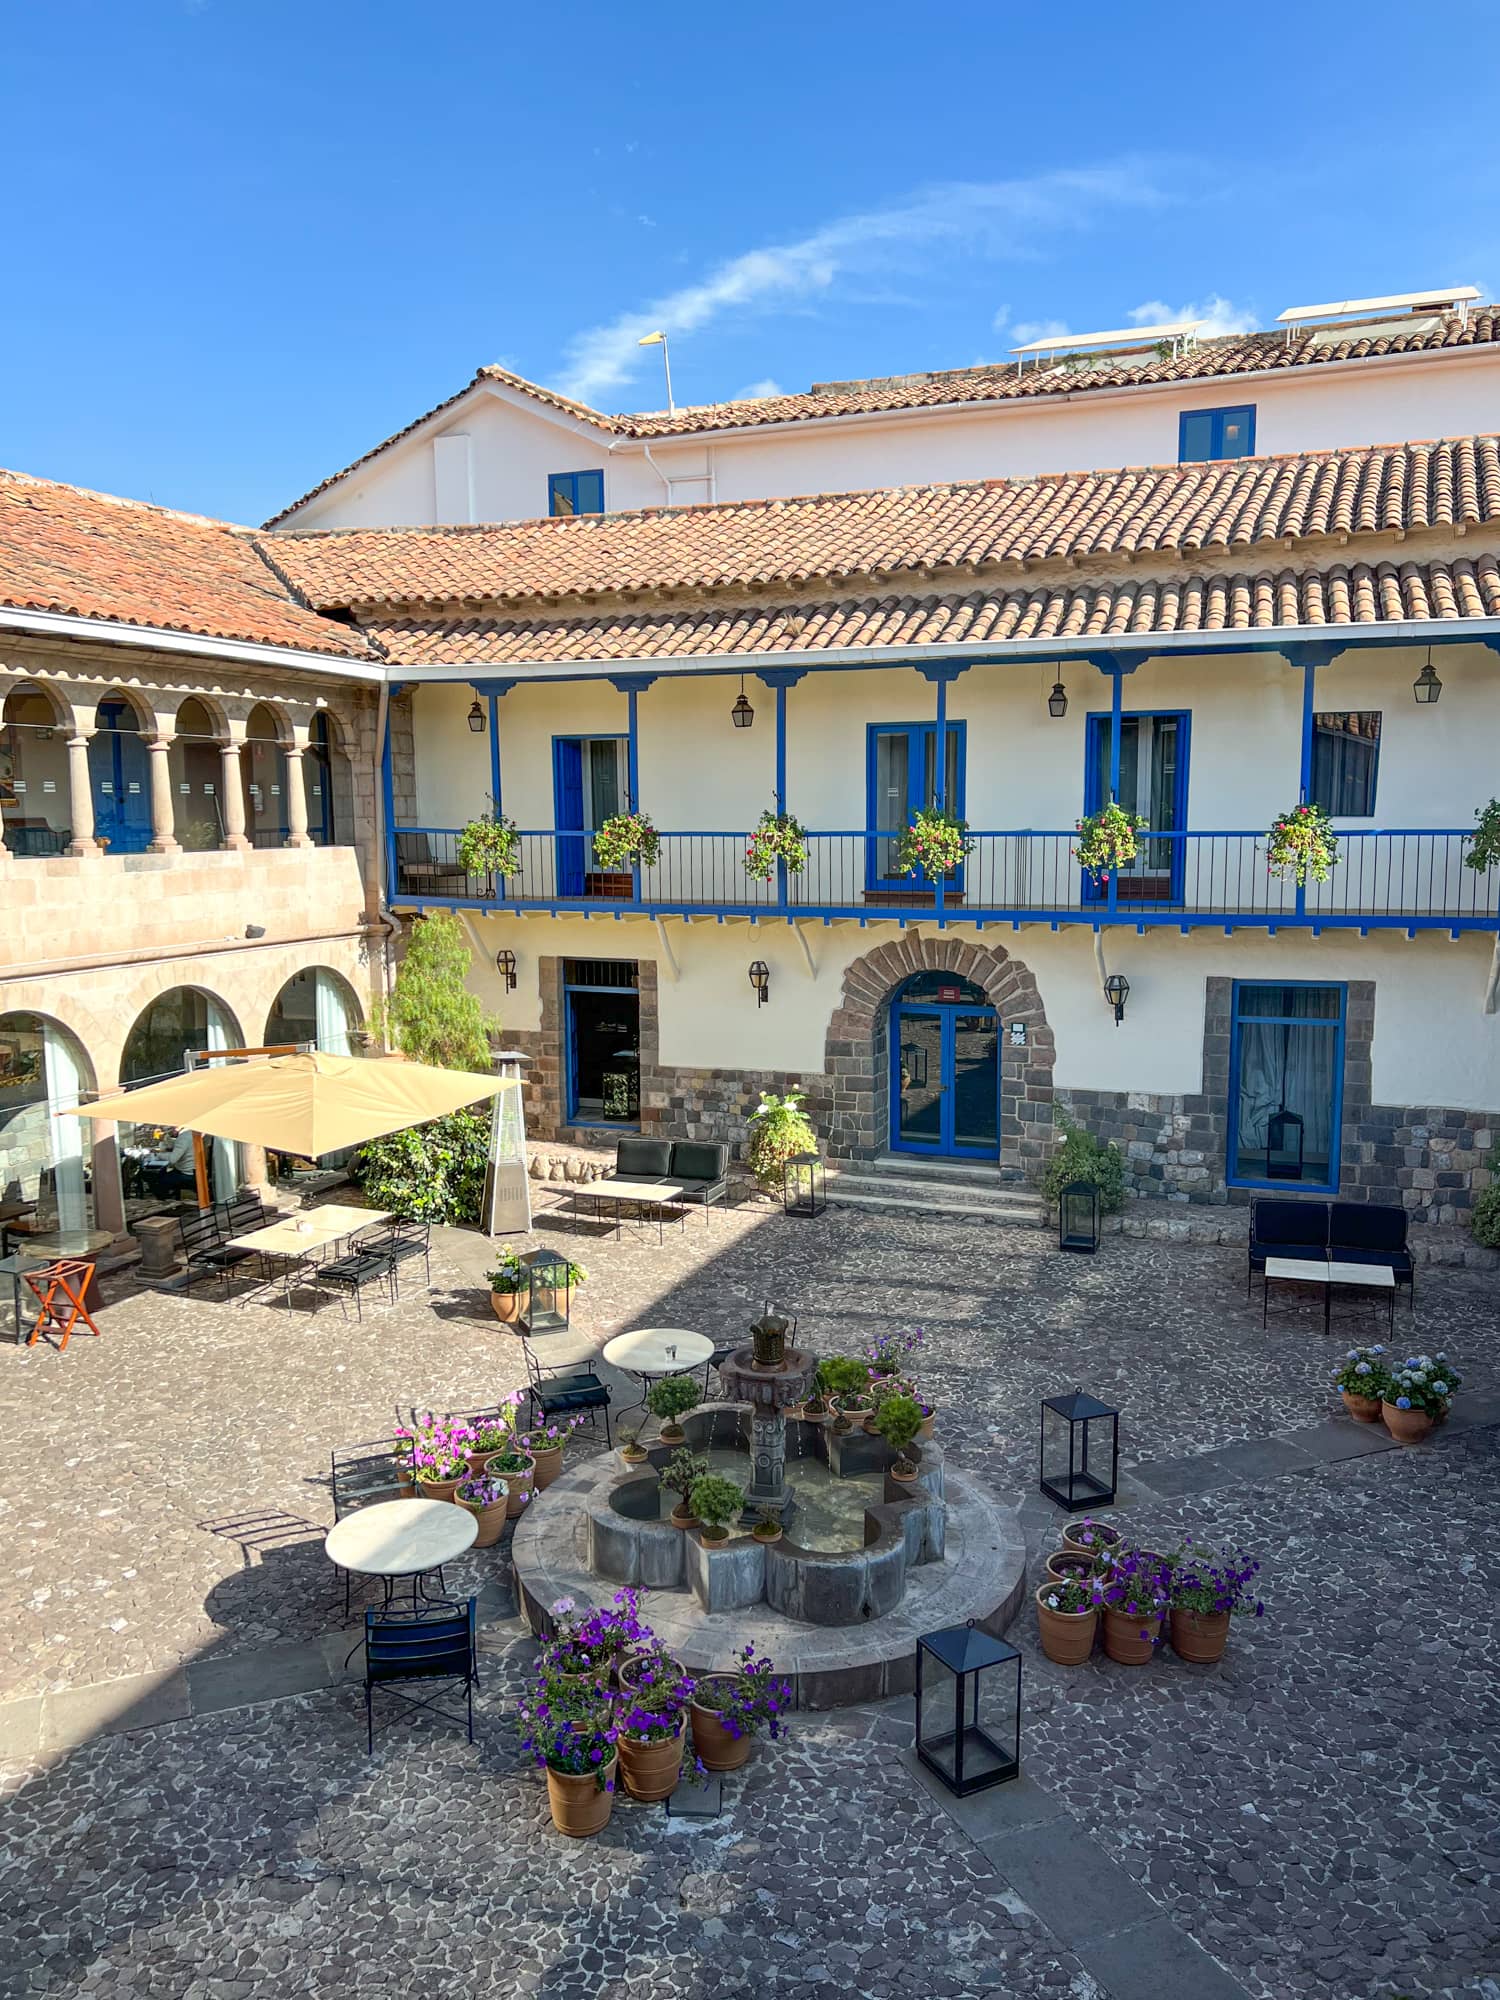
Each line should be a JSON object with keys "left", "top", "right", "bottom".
{"left": 714, "top": 1306, "right": 819, "bottom": 1518}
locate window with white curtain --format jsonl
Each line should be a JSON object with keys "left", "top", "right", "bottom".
{"left": 1230, "top": 983, "right": 1345, "bottom": 1189}
{"left": 1311, "top": 712, "right": 1381, "bottom": 817}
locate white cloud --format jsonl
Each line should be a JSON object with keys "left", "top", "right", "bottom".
{"left": 991, "top": 302, "right": 1012, "bottom": 333}
{"left": 1127, "top": 292, "right": 1258, "bottom": 337}
{"left": 553, "top": 162, "right": 1165, "bottom": 405}
{"left": 734, "top": 378, "right": 784, "bottom": 401}
{"left": 1011, "top": 317, "right": 1073, "bottom": 346}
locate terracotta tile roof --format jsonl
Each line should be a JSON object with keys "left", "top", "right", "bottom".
{"left": 366, "top": 552, "right": 1500, "bottom": 668}
{"left": 0, "top": 470, "right": 376, "bottom": 661}
{"left": 269, "top": 436, "right": 1500, "bottom": 613}
{"left": 263, "top": 307, "right": 1500, "bottom": 522}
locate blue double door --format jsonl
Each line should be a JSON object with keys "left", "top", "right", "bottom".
{"left": 891, "top": 1000, "right": 999, "bottom": 1157}
{"left": 88, "top": 702, "right": 152, "bottom": 853}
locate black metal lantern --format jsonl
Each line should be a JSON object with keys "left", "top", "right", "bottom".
{"left": 1039, "top": 1389, "right": 1119, "bottom": 1510}
{"left": 466, "top": 699, "right": 486, "bottom": 733}
{"left": 731, "top": 674, "right": 755, "bottom": 729}
{"left": 1103, "top": 972, "right": 1129, "bottom": 1025}
{"left": 1047, "top": 680, "right": 1068, "bottom": 718}
{"left": 519, "top": 1248, "right": 572, "bottom": 1333}
{"left": 783, "top": 1150, "right": 826, "bottom": 1219}
{"left": 1413, "top": 650, "right": 1442, "bottom": 704}
{"left": 748, "top": 960, "right": 770, "bottom": 1005}
{"left": 495, "top": 948, "right": 517, "bottom": 992}
{"left": 898, "top": 1038, "right": 929, "bottom": 1090}
{"left": 915, "top": 1621, "right": 1021, "bottom": 1796}
{"left": 1265, "top": 1108, "right": 1305, "bottom": 1180}
{"left": 1058, "top": 1178, "right": 1100, "bottom": 1254}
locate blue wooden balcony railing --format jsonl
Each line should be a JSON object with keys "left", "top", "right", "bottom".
{"left": 388, "top": 827, "right": 1499, "bottom": 931}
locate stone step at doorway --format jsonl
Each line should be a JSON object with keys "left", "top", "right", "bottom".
{"left": 827, "top": 1157, "right": 1049, "bottom": 1227}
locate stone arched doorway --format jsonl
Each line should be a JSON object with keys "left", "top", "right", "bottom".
{"left": 823, "top": 934, "right": 1054, "bottom": 1178}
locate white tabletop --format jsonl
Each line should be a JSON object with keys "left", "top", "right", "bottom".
{"left": 1328, "top": 1260, "right": 1394, "bottom": 1288}
{"left": 603, "top": 1327, "right": 716, "bottom": 1374}
{"left": 1265, "top": 1257, "right": 1393, "bottom": 1288}
{"left": 324, "top": 1498, "right": 477, "bottom": 1577}
{"left": 231, "top": 1203, "right": 392, "bottom": 1255}
{"left": 592, "top": 1178, "right": 687, "bottom": 1204}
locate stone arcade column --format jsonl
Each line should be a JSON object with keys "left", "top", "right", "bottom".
{"left": 218, "top": 728, "right": 250, "bottom": 851}
{"left": 146, "top": 737, "right": 180, "bottom": 854}
{"left": 64, "top": 733, "right": 98, "bottom": 856}
{"left": 283, "top": 738, "right": 313, "bottom": 848}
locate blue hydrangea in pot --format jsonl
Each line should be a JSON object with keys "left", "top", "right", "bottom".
{"left": 1333, "top": 1344, "right": 1389, "bottom": 1424}
{"left": 1381, "top": 1352, "right": 1461, "bottom": 1444}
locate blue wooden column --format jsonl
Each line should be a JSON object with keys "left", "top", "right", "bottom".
{"left": 759, "top": 667, "right": 807, "bottom": 910}
{"left": 1087, "top": 652, "right": 1140, "bottom": 918}
{"left": 469, "top": 678, "right": 516, "bottom": 815}
{"left": 1290, "top": 643, "right": 1342, "bottom": 918}
{"left": 918, "top": 662, "right": 971, "bottom": 919}
{"left": 609, "top": 674, "right": 657, "bottom": 901}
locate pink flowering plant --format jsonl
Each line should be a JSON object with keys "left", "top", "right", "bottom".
{"left": 1266, "top": 803, "right": 1340, "bottom": 886}
{"left": 893, "top": 806, "right": 973, "bottom": 880}
{"left": 1073, "top": 802, "right": 1148, "bottom": 885}
{"left": 1090, "top": 1546, "right": 1169, "bottom": 1643}
{"left": 744, "top": 807, "right": 808, "bottom": 883}
{"left": 520, "top": 1415, "right": 582, "bottom": 1456}
{"left": 591, "top": 809, "right": 660, "bottom": 870}
{"left": 517, "top": 1677, "right": 619, "bottom": 1791}
{"left": 1166, "top": 1540, "right": 1264, "bottom": 1621}
{"left": 692, "top": 1641, "right": 792, "bottom": 1744}
{"left": 403, "top": 1418, "right": 472, "bottom": 1484}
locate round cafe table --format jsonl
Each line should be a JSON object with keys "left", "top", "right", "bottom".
{"left": 325, "top": 1499, "right": 477, "bottom": 1629}
{"left": 602, "top": 1327, "right": 717, "bottom": 1429}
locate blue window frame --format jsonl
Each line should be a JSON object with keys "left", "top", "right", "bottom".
{"left": 1311, "top": 711, "right": 1381, "bottom": 817}
{"left": 1227, "top": 981, "right": 1346, "bottom": 1193}
{"left": 552, "top": 735, "right": 627, "bottom": 895}
{"left": 548, "top": 469, "right": 605, "bottom": 517}
{"left": 562, "top": 965, "right": 639, "bottom": 1128}
{"left": 865, "top": 721, "right": 966, "bottom": 889}
{"left": 1178, "top": 404, "right": 1255, "bottom": 463}
{"left": 1082, "top": 710, "right": 1190, "bottom": 904}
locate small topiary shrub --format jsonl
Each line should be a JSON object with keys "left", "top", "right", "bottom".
{"left": 1471, "top": 1182, "right": 1500, "bottom": 1250}
{"left": 746, "top": 1087, "right": 817, "bottom": 1192}
{"left": 1040, "top": 1114, "right": 1126, "bottom": 1214}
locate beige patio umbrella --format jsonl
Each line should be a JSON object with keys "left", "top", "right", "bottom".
{"left": 66, "top": 1050, "right": 512, "bottom": 1163}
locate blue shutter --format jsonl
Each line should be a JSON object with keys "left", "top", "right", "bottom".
{"left": 577, "top": 470, "right": 604, "bottom": 514}
{"left": 553, "top": 737, "right": 586, "bottom": 895}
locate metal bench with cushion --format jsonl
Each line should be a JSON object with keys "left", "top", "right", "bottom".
{"left": 667, "top": 1141, "right": 729, "bottom": 1223}
{"left": 522, "top": 1336, "right": 611, "bottom": 1445}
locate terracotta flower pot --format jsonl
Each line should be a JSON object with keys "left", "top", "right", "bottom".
{"left": 545, "top": 1758, "right": 617, "bottom": 1837}
{"left": 1340, "top": 1390, "right": 1383, "bottom": 1424}
{"left": 1101, "top": 1606, "right": 1162, "bottom": 1665}
{"left": 486, "top": 1452, "right": 535, "bottom": 1517}
{"left": 620, "top": 1448, "right": 650, "bottom": 1472}
{"left": 917, "top": 1414, "right": 935, "bottom": 1441}
{"left": 395, "top": 1456, "right": 415, "bottom": 1497}
{"left": 658, "top": 1422, "right": 686, "bottom": 1446}
{"left": 490, "top": 1290, "right": 522, "bottom": 1324}
{"left": 699, "top": 1525, "right": 729, "bottom": 1545}
{"left": 1045, "top": 1550, "right": 1096, "bottom": 1583}
{"left": 1062, "top": 1521, "right": 1122, "bottom": 1560}
{"left": 617, "top": 1650, "right": 686, "bottom": 1698}
{"left": 455, "top": 1489, "right": 508, "bottom": 1548}
{"left": 1381, "top": 1401, "right": 1436, "bottom": 1444}
{"left": 689, "top": 1677, "right": 752, "bottom": 1771}
{"left": 1034, "top": 1585, "right": 1098, "bottom": 1664}
{"left": 466, "top": 1442, "right": 505, "bottom": 1476}
{"left": 753, "top": 1526, "right": 783, "bottom": 1545}
{"left": 413, "top": 1471, "right": 466, "bottom": 1505}
{"left": 617, "top": 1721, "right": 685, "bottom": 1802}
{"left": 669, "top": 1501, "right": 699, "bottom": 1531}
{"left": 1170, "top": 1607, "right": 1231, "bottom": 1665}
{"left": 530, "top": 1444, "right": 564, "bottom": 1491}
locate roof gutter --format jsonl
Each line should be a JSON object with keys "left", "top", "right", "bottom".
{"left": 0, "top": 604, "right": 386, "bottom": 682}
{"left": 386, "top": 614, "right": 1500, "bottom": 685}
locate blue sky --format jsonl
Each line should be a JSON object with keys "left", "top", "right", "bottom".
{"left": 5, "top": 0, "right": 1498, "bottom": 525}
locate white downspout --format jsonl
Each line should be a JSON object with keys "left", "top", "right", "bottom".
{"left": 642, "top": 442, "right": 674, "bottom": 501}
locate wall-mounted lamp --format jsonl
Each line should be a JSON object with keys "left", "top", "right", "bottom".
{"left": 1413, "top": 649, "right": 1443, "bottom": 705}
{"left": 244, "top": 923, "right": 267, "bottom": 940}
{"left": 495, "top": 948, "right": 517, "bottom": 992}
{"left": 1103, "top": 972, "right": 1129, "bottom": 1026}
{"left": 731, "top": 674, "right": 755, "bottom": 729}
{"left": 1047, "top": 680, "right": 1069, "bottom": 719}
{"left": 748, "top": 959, "right": 770, "bottom": 1006}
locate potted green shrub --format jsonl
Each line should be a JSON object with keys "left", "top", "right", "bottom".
{"left": 751, "top": 1506, "right": 783, "bottom": 1545}
{"left": 744, "top": 806, "right": 808, "bottom": 882}
{"left": 1073, "top": 801, "right": 1148, "bottom": 885}
{"left": 1471, "top": 1183, "right": 1500, "bottom": 1249}
{"left": 819, "top": 1356, "right": 874, "bottom": 1429}
{"left": 689, "top": 1472, "right": 745, "bottom": 1544}
{"left": 873, "top": 1392, "right": 925, "bottom": 1482}
{"left": 456, "top": 807, "right": 520, "bottom": 881}
{"left": 591, "top": 809, "right": 660, "bottom": 871}
{"left": 646, "top": 1373, "right": 701, "bottom": 1445}
{"left": 618, "top": 1426, "right": 650, "bottom": 1468}
{"left": 893, "top": 805, "right": 973, "bottom": 879}
{"left": 660, "top": 1447, "right": 709, "bottom": 1528}
{"left": 1265, "top": 803, "right": 1339, "bottom": 886}
{"left": 1333, "top": 1344, "right": 1390, "bottom": 1423}
{"left": 746, "top": 1086, "right": 817, "bottom": 1192}
{"left": 1041, "top": 1113, "right": 1125, "bottom": 1216}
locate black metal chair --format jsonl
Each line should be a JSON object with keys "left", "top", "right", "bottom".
{"left": 315, "top": 1246, "right": 393, "bottom": 1321}
{"left": 522, "top": 1336, "right": 611, "bottom": 1445}
{"left": 177, "top": 1204, "right": 264, "bottom": 1294}
{"left": 330, "top": 1437, "right": 411, "bottom": 1618}
{"left": 357, "top": 1219, "right": 431, "bottom": 1298}
{"left": 364, "top": 1598, "right": 477, "bottom": 1753}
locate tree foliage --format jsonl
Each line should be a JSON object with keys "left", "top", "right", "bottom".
{"left": 375, "top": 911, "right": 496, "bottom": 1072}
{"left": 1040, "top": 1113, "right": 1126, "bottom": 1213}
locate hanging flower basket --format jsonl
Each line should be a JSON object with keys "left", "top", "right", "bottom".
{"left": 892, "top": 807, "right": 973, "bottom": 879}
{"left": 592, "top": 810, "right": 660, "bottom": 871}
{"left": 456, "top": 811, "right": 521, "bottom": 878}
{"left": 1464, "top": 798, "right": 1500, "bottom": 873}
{"left": 1073, "top": 803, "right": 1148, "bottom": 884}
{"left": 1265, "top": 804, "right": 1339, "bottom": 886}
{"left": 744, "top": 807, "right": 808, "bottom": 882}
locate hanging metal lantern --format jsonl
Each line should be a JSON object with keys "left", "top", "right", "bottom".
{"left": 731, "top": 674, "right": 755, "bottom": 728}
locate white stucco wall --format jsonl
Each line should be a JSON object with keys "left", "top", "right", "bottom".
{"left": 280, "top": 349, "right": 1500, "bottom": 531}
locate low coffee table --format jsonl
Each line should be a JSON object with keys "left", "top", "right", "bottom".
{"left": 1264, "top": 1256, "right": 1395, "bottom": 1335}
{"left": 578, "top": 1176, "right": 688, "bottom": 1244}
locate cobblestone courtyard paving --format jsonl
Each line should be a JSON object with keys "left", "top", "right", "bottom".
{"left": 1, "top": 1193, "right": 1497, "bottom": 2000}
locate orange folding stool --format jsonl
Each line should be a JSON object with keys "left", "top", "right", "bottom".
{"left": 25, "top": 1259, "right": 100, "bottom": 1352}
